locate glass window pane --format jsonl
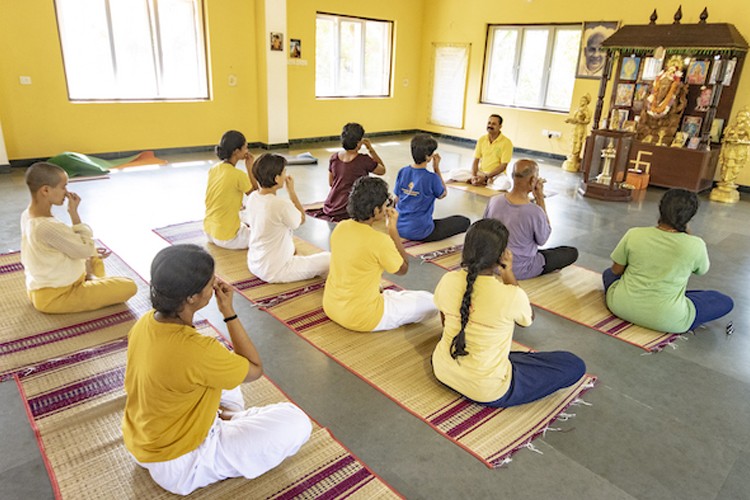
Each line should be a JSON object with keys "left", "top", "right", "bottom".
{"left": 56, "top": 0, "right": 208, "bottom": 100}
{"left": 156, "top": 0, "right": 208, "bottom": 98}
{"left": 545, "top": 28, "right": 581, "bottom": 110}
{"left": 363, "top": 21, "right": 389, "bottom": 95}
{"left": 316, "top": 14, "right": 392, "bottom": 98}
{"left": 109, "top": 0, "right": 158, "bottom": 99}
{"left": 56, "top": 0, "right": 116, "bottom": 99}
{"left": 315, "top": 17, "right": 336, "bottom": 96}
{"left": 338, "top": 21, "right": 362, "bottom": 95}
{"left": 484, "top": 29, "right": 518, "bottom": 105}
{"left": 515, "top": 29, "right": 549, "bottom": 106}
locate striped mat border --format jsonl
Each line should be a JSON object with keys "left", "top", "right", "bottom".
{"left": 0, "top": 245, "right": 151, "bottom": 381}
{"left": 389, "top": 242, "right": 677, "bottom": 352}
{"left": 16, "top": 321, "right": 400, "bottom": 499}
{"left": 153, "top": 221, "right": 597, "bottom": 468}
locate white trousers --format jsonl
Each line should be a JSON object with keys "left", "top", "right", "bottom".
{"left": 373, "top": 289, "right": 438, "bottom": 331}
{"left": 446, "top": 169, "right": 512, "bottom": 191}
{"left": 256, "top": 252, "right": 331, "bottom": 284}
{"left": 133, "top": 387, "right": 312, "bottom": 496}
{"left": 207, "top": 224, "right": 251, "bottom": 250}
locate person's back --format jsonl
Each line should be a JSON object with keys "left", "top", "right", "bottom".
{"left": 606, "top": 227, "right": 708, "bottom": 332}
{"left": 244, "top": 154, "right": 330, "bottom": 283}
{"left": 484, "top": 195, "right": 549, "bottom": 279}
{"left": 484, "top": 159, "right": 576, "bottom": 280}
{"left": 323, "top": 176, "right": 436, "bottom": 332}
{"left": 204, "top": 130, "right": 256, "bottom": 249}
{"left": 603, "top": 188, "right": 732, "bottom": 334}
{"left": 324, "top": 219, "right": 402, "bottom": 331}
{"left": 432, "top": 219, "right": 585, "bottom": 408}
{"left": 395, "top": 134, "right": 469, "bottom": 242}
{"left": 432, "top": 269, "right": 531, "bottom": 402}
{"left": 323, "top": 122, "right": 385, "bottom": 219}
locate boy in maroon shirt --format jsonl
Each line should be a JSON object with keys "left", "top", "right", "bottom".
{"left": 322, "top": 123, "right": 386, "bottom": 221}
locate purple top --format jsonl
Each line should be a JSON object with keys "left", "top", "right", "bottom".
{"left": 483, "top": 195, "right": 550, "bottom": 280}
{"left": 323, "top": 153, "right": 378, "bottom": 217}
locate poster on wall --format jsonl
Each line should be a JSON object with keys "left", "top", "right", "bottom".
{"left": 290, "top": 39, "right": 301, "bottom": 58}
{"left": 270, "top": 32, "right": 283, "bottom": 51}
{"left": 576, "top": 21, "right": 619, "bottom": 79}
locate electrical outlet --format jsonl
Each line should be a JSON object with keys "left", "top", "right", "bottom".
{"left": 19, "top": 76, "right": 32, "bottom": 85}
{"left": 548, "top": 130, "right": 562, "bottom": 139}
{"left": 541, "top": 129, "right": 549, "bottom": 137}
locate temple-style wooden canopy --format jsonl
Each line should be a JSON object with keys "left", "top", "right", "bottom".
{"left": 602, "top": 22, "right": 748, "bottom": 55}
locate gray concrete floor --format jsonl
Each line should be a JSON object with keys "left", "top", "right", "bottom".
{"left": 1, "top": 135, "right": 748, "bottom": 499}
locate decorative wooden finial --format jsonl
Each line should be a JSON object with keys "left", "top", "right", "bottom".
{"left": 650, "top": 9, "right": 658, "bottom": 24}
{"left": 673, "top": 5, "right": 683, "bottom": 24}
{"left": 699, "top": 7, "right": 709, "bottom": 23}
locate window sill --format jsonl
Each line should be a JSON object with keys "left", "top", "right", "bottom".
{"left": 68, "top": 98, "right": 211, "bottom": 104}
{"left": 480, "top": 102, "right": 569, "bottom": 114}
{"left": 315, "top": 95, "right": 391, "bottom": 100}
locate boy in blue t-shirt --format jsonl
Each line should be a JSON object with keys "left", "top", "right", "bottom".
{"left": 394, "top": 134, "right": 470, "bottom": 242}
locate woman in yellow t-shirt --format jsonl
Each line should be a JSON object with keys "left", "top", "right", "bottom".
{"left": 122, "top": 244, "right": 311, "bottom": 495}
{"left": 204, "top": 130, "right": 258, "bottom": 249}
{"left": 432, "top": 219, "right": 586, "bottom": 407}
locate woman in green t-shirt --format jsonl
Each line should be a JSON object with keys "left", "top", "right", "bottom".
{"left": 603, "top": 189, "right": 733, "bottom": 333}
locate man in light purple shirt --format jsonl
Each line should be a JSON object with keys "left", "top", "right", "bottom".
{"left": 483, "top": 159, "right": 578, "bottom": 280}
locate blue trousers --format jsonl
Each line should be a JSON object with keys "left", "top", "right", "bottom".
{"left": 602, "top": 268, "right": 733, "bottom": 332}
{"left": 480, "top": 351, "right": 586, "bottom": 408}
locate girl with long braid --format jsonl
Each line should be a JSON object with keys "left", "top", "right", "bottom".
{"left": 432, "top": 219, "right": 586, "bottom": 407}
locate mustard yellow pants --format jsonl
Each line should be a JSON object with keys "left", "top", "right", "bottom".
{"left": 29, "top": 273, "right": 138, "bottom": 314}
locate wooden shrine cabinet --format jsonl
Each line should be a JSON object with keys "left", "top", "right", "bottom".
{"left": 582, "top": 10, "right": 747, "bottom": 195}
{"left": 579, "top": 130, "right": 633, "bottom": 201}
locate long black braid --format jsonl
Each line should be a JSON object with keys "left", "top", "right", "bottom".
{"left": 450, "top": 219, "right": 509, "bottom": 359}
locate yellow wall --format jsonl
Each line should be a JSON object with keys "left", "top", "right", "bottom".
{"left": 0, "top": 0, "right": 260, "bottom": 159}
{"left": 416, "top": 0, "right": 750, "bottom": 161}
{"left": 286, "top": 0, "right": 425, "bottom": 139}
{"left": 1, "top": 0, "right": 748, "bottom": 173}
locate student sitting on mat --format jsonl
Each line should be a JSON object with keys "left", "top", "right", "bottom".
{"left": 603, "top": 188, "right": 733, "bottom": 333}
{"left": 323, "top": 177, "right": 437, "bottom": 332}
{"left": 394, "top": 134, "right": 470, "bottom": 242}
{"left": 432, "top": 219, "right": 586, "bottom": 407}
{"left": 20, "top": 162, "right": 137, "bottom": 314}
{"left": 243, "top": 154, "right": 330, "bottom": 283}
{"left": 204, "top": 130, "right": 258, "bottom": 249}
{"left": 483, "top": 159, "right": 578, "bottom": 280}
{"left": 322, "top": 122, "right": 386, "bottom": 221}
{"left": 123, "top": 244, "right": 311, "bottom": 496}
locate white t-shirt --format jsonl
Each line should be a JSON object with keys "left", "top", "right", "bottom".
{"left": 242, "top": 192, "right": 301, "bottom": 281}
{"left": 20, "top": 209, "right": 96, "bottom": 290}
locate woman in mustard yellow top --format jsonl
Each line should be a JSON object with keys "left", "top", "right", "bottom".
{"left": 122, "top": 244, "right": 311, "bottom": 495}
{"left": 432, "top": 219, "right": 586, "bottom": 407}
{"left": 204, "top": 130, "right": 258, "bottom": 249}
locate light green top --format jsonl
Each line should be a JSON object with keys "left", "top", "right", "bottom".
{"left": 606, "top": 227, "right": 709, "bottom": 333}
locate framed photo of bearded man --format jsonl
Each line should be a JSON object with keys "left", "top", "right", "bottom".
{"left": 576, "top": 21, "right": 619, "bottom": 79}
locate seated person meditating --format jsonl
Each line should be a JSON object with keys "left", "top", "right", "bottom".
{"left": 204, "top": 130, "right": 258, "bottom": 249}
{"left": 243, "top": 154, "right": 330, "bottom": 283}
{"left": 603, "top": 189, "right": 733, "bottom": 333}
{"left": 432, "top": 219, "right": 586, "bottom": 407}
{"left": 20, "top": 162, "right": 137, "bottom": 313}
{"left": 394, "top": 134, "right": 470, "bottom": 242}
{"left": 322, "top": 122, "right": 386, "bottom": 221}
{"left": 122, "top": 244, "right": 311, "bottom": 496}
{"left": 323, "top": 177, "right": 437, "bottom": 332}
{"left": 483, "top": 159, "right": 578, "bottom": 280}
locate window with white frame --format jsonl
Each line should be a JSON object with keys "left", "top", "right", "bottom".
{"left": 55, "top": 0, "right": 209, "bottom": 101}
{"left": 315, "top": 13, "right": 393, "bottom": 98}
{"left": 482, "top": 25, "right": 581, "bottom": 111}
